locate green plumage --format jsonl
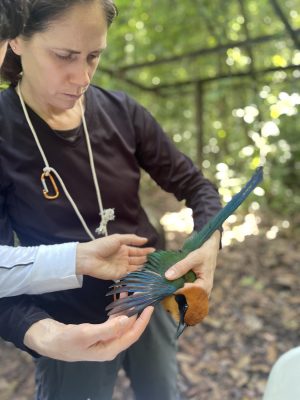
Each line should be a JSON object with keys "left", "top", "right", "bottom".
{"left": 144, "top": 250, "right": 195, "bottom": 290}
{"left": 106, "top": 167, "right": 263, "bottom": 317}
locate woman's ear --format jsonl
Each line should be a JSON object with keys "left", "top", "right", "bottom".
{"left": 9, "top": 38, "right": 22, "bottom": 55}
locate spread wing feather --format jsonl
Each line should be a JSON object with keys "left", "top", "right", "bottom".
{"left": 106, "top": 167, "right": 263, "bottom": 317}
{"left": 106, "top": 270, "right": 177, "bottom": 316}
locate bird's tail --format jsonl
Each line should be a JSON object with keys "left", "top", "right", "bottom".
{"left": 182, "top": 166, "right": 263, "bottom": 252}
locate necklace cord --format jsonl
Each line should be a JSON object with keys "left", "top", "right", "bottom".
{"left": 16, "top": 83, "right": 115, "bottom": 239}
{"left": 79, "top": 100, "right": 109, "bottom": 236}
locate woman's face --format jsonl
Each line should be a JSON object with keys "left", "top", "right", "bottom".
{"left": 11, "top": 0, "right": 108, "bottom": 111}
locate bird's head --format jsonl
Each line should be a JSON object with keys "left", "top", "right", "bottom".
{"left": 162, "top": 284, "right": 209, "bottom": 337}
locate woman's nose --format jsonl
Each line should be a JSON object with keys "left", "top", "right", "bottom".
{"left": 70, "top": 62, "right": 91, "bottom": 88}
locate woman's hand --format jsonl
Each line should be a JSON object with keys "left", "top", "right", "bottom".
{"left": 76, "top": 234, "right": 154, "bottom": 280}
{"left": 24, "top": 307, "right": 154, "bottom": 362}
{"left": 165, "top": 230, "right": 221, "bottom": 296}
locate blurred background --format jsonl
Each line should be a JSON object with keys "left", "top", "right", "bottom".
{"left": 1, "top": 0, "right": 299, "bottom": 399}
{"left": 97, "top": 0, "right": 300, "bottom": 242}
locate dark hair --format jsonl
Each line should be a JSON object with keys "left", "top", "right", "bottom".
{"left": 1, "top": 0, "right": 118, "bottom": 86}
{"left": 0, "top": 0, "right": 28, "bottom": 40}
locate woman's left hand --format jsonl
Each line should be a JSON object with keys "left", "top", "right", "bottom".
{"left": 76, "top": 234, "right": 154, "bottom": 280}
{"left": 164, "top": 230, "right": 221, "bottom": 297}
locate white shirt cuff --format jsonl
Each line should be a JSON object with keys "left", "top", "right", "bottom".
{"left": 30, "top": 242, "right": 83, "bottom": 294}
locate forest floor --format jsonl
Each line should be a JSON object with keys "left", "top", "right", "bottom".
{"left": 0, "top": 233, "right": 299, "bottom": 400}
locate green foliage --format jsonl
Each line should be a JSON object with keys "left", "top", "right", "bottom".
{"left": 94, "top": 0, "right": 300, "bottom": 222}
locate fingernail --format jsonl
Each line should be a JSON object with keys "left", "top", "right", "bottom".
{"left": 165, "top": 269, "right": 175, "bottom": 279}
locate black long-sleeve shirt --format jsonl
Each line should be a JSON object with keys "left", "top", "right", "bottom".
{"left": 0, "top": 85, "right": 222, "bottom": 353}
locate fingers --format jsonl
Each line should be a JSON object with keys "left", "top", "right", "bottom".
{"left": 127, "top": 247, "right": 154, "bottom": 268}
{"left": 130, "top": 306, "right": 154, "bottom": 335}
{"left": 193, "top": 276, "right": 214, "bottom": 297}
{"left": 165, "top": 258, "right": 192, "bottom": 280}
{"left": 117, "top": 234, "right": 149, "bottom": 246}
{"left": 102, "top": 315, "right": 138, "bottom": 340}
{"left": 128, "top": 255, "right": 147, "bottom": 266}
{"left": 164, "top": 248, "right": 208, "bottom": 281}
{"left": 81, "top": 315, "right": 136, "bottom": 345}
{"left": 88, "top": 307, "right": 154, "bottom": 362}
{"left": 128, "top": 246, "right": 155, "bottom": 257}
{"left": 117, "top": 306, "right": 154, "bottom": 348}
{"left": 164, "top": 247, "right": 207, "bottom": 281}
{"left": 67, "top": 308, "right": 154, "bottom": 362}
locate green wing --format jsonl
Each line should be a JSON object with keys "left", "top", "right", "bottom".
{"left": 105, "top": 249, "right": 195, "bottom": 317}
{"left": 106, "top": 166, "right": 263, "bottom": 317}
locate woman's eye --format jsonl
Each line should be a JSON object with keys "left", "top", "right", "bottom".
{"left": 88, "top": 54, "right": 100, "bottom": 62}
{"left": 56, "top": 53, "right": 73, "bottom": 61}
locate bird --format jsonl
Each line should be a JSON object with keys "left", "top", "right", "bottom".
{"left": 106, "top": 166, "right": 263, "bottom": 337}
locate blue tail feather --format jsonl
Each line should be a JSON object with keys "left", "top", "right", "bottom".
{"left": 183, "top": 166, "right": 263, "bottom": 252}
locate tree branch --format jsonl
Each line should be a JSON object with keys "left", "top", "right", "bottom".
{"left": 101, "top": 64, "right": 298, "bottom": 92}
{"left": 115, "top": 29, "right": 300, "bottom": 72}
{"left": 269, "top": 0, "right": 300, "bottom": 50}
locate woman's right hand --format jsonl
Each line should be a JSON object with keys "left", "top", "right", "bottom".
{"left": 24, "top": 306, "right": 153, "bottom": 362}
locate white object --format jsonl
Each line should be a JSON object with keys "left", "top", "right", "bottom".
{"left": 263, "top": 346, "right": 300, "bottom": 400}
{"left": 0, "top": 243, "right": 81, "bottom": 297}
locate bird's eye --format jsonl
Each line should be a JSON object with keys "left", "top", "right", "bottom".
{"left": 175, "top": 294, "right": 188, "bottom": 312}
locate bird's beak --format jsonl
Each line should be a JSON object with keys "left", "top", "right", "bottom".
{"left": 176, "top": 320, "right": 187, "bottom": 338}
{"left": 175, "top": 294, "right": 188, "bottom": 338}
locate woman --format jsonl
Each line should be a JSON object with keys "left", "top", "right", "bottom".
{"left": 0, "top": 0, "right": 221, "bottom": 399}
{"left": 0, "top": 0, "right": 152, "bottom": 299}
{"left": 0, "top": 0, "right": 154, "bottom": 366}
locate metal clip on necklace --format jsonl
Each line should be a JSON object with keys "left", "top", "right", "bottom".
{"left": 16, "top": 82, "right": 115, "bottom": 239}
{"left": 41, "top": 171, "right": 60, "bottom": 200}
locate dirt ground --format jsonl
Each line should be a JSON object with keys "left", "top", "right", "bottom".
{"left": 0, "top": 234, "right": 299, "bottom": 400}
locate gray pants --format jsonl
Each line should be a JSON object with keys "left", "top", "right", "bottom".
{"left": 35, "top": 305, "right": 180, "bottom": 400}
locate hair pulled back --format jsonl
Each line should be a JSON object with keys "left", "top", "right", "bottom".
{"left": 1, "top": 0, "right": 118, "bottom": 86}
{"left": 0, "top": 0, "right": 28, "bottom": 41}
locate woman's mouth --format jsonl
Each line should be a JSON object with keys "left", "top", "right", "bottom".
{"left": 63, "top": 93, "right": 82, "bottom": 100}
